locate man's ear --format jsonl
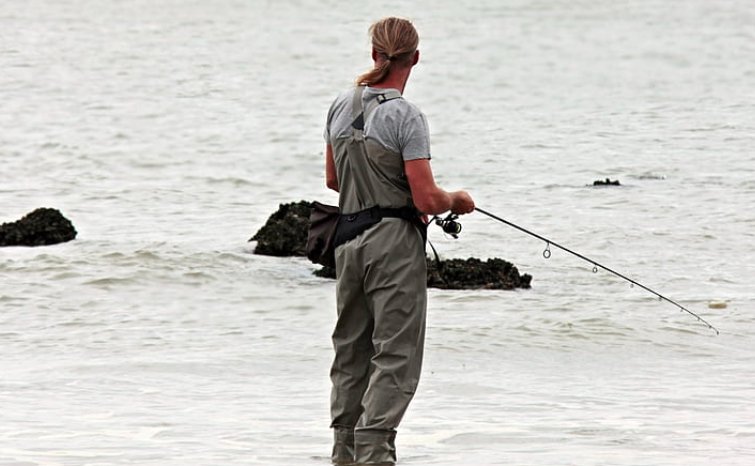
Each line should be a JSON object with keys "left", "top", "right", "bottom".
{"left": 412, "top": 50, "right": 420, "bottom": 66}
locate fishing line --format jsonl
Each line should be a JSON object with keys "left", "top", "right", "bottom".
{"left": 461, "top": 207, "right": 719, "bottom": 334}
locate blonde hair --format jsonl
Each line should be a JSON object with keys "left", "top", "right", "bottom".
{"left": 356, "top": 17, "right": 419, "bottom": 86}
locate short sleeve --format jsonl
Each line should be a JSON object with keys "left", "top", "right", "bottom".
{"left": 322, "top": 90, "right": 352, "bottom": 144}
{"left": 323, "top": 101, "right": 334, "bottom": 143}
{"left": 399, "top": 113, "right": 431, "bottom": 161}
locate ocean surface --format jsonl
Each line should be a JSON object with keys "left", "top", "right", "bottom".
{"left": 1, "top": 1, "right": 754, "bottom": 465}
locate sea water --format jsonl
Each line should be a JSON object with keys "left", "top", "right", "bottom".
{"left": 1, "top": 0, "right": 754, "bottom": 465}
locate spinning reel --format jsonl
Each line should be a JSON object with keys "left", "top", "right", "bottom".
{"left": 433, "top": 213, "right": 462, "bottom": 238}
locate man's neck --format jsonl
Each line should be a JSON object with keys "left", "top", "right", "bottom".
{"left": 369, "top": 70, "right": 410, "bottom": 94}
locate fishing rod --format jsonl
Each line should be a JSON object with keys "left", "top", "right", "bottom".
{"left": 433, "top": 208, "right": 719, "bottom": 335}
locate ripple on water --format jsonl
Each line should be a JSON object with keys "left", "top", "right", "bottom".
{"left": 83, "top": 277, "right": 138, "bottom": 287}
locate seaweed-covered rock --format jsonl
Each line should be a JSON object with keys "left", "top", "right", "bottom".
{"left": 0, "top": 208, "right": 77, "bottom": 247}
{"left": 250, "top": 200, "right": 311, "bottom": 256}
{"left": 427, "top": 257, "right": 531, "bottom": 290}
{"left": 593, "top": 178, "right": 620, "bottom": 186}
{"left": 313, "top": 257, "right": 531, "bottom": 290}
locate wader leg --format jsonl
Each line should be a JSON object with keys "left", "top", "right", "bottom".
{"left": 356, "top": 222, "right": 427, "bottom": 464}
{"left": 331, "top": 426, "right": 355, "bottom": 465}
{"left": 354, "top": 429, "right": 397, "bottom": 465}
{"left": 331, "top": 244, "right": 372, "bottom": 463}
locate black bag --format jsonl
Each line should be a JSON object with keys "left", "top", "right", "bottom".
{"left": 306, "top": 201, "right": 340, "bottom": 268}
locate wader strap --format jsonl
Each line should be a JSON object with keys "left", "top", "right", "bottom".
{"left": 351, "top": 86, "right": 402, "bottom": 132}
{"left": 351, "top": 86, "right": 366, "bottom": 132}
{"left": 376, "top": 89, "right": 402, "bottom": 103}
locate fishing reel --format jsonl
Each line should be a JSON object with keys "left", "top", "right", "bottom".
{"left": 433, "top": 213, "right": 462, "bottom": 239}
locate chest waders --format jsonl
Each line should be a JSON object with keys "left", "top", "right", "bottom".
{"left": 330, "top": 86, "right": 428, "bottom": 466}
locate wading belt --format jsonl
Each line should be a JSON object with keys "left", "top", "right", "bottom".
{"left": 333, "top": 205, "right": 426, "bottom": 248}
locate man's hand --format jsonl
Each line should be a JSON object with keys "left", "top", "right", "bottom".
{"left": 450, "top": 191, "right": 475, "bottom": 215}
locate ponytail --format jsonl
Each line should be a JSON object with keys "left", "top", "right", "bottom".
{"left": 355, "top": 17, "right": 419, "bottom": 86}
{"left": 356, "top": 59, "right": 392, "bottom": 87}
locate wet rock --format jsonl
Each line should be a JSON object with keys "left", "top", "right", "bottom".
{"left": 593, "top": 178, "right": 621, "bottom": 186}
{"left": 0, "top": 208, "right": 77, "bottom": 247}
{"left": 314, "top": 257, "right": 532, "bottom": 290}
{"left": 250, "top": 200, "right": 311, "bottom": 256}
{"left": 427, "top": 257, "right": 531, "bottom": 290}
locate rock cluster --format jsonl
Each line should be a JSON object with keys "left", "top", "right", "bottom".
{"left": 0, "top": 208, "right": 77, "bottom": 247}
{"left": 593, "top": 178, "right": 621, "bottom": 186}
{"left": 427, "top": 257, "right": 531, "bottom": 290}
{"left": 249, "top": 201, "right": 311, "bottom": 256}
{"left": 251, "top": 201, "right": 532, "bottom": 290}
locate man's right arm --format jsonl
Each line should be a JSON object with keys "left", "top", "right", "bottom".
{"left": 404, "top": 159, "right": 474, "bottom": 215}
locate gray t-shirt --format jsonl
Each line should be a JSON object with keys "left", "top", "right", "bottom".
{"left": 324, "top": 86, "right": 431, "bottom": 161}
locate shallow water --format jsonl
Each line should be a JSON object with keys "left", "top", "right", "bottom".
{"left": 2, "top": 0, "right": 754, "bottom": 465}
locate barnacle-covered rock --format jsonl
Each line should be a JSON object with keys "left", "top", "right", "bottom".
{"left": 249, "top": 200, "right": 311, "bottom": 256}
{"left": 0, "top": 208, "right": 77, "bottom": 247}
{"left": 426, "top": 257, "right": 531, "bottom": 290}
{"left": 593, "top": 178, "right": 621, "bottom": 186}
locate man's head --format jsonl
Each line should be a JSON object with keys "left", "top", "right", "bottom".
{"left": 357, "top": 17, "right": 419, "bottom": 86}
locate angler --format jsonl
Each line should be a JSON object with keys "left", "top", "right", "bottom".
{"left": 320, "top": 17, "right": 475, "bottom": 466}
